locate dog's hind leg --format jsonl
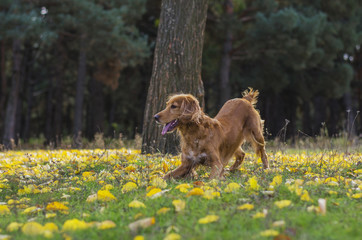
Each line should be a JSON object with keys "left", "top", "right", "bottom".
{"left": 229, "top": 147, "right": 246, "bottom": 172}
{"left": 251, "top": 131, "right": 268, "bottom": 169}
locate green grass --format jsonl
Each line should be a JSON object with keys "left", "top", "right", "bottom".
{"left": 0, "top": 149, "right": 361, "bottom": 240}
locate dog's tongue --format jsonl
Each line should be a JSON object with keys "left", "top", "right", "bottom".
{"left": 161, "top": 122, "right": 172, "bottom": 135}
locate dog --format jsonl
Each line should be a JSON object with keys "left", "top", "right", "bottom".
{"left": 154, "top": 88, "right": 268, "bottom": 179}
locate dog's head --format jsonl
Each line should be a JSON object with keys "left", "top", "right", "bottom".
{"left": 154, "top": 94, "right": 202, "bottom": 135}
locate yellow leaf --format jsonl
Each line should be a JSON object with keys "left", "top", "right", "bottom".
{"left": 46, "top": 202, "right": 69, "bottom": 211}
{"left": 247, "top": 176, "right": 260, "bottom": 192}
{"left": 46, "top": 213, "right": 57, "bottom": 218}
{"left": 62, "top": 219, "right": 89, "bottom": 231}
{"left": 146, "top": 188, "right": 162, "bottom": 197}
{"left": 122, "top": 182, "right": 138, "bottom": 193}
{"left": 274, "top": 200, "right": 292, "bottom": 209}
{"left": 97, "top": 220, "right": 116, "bottom": 230}
{"left": 134, "top": 236, "right": 145, "bottom": 240}
{"left": 186, "top": 188, "right": 204, "bottom": 197}
{"left": 238, "top": 203, "right": 254, "bottom": 210}
{"left": 203, "top": 190, "right": 220, "bottom": 200}
{"left": 175, "top": 183, "right": 192, "bottom": 192}
{"left": 301, "top": 190, "right": 311, "bottom": 201}
{"left": 157, "top": 207, "right": 171, "bottom": 215}
{"left": 43, "top": 222, "right": 59, "bottom": 233}
{"left": 129, "top": 200, "right": 146, "bottom": 208}
{"left": 253, "top": 212, "right": 266, "bottom": 219}
{"left": 260, "top": 229, "right": 279, "bottom": 237}
{"left": 97, "top": 190, "right": 117, "bottom": 202}
{"left": 21, "top": 222, "right": 44, "bottom": 236}
{"left": 0, "top": 205, "right": 10, "bottom": 215}
{"left": 198, "top": 215, "right": 219, "bottom": 224}
{"left": 6, "top": 222, "right": 23, "bottom": 232}
{"left": 150, "top": 177, "right": 167, "bottom": 189}
{"left": 351, "top": 193, "right": 362, "bottom": 199}
{"left": 164, "top": 233, "right": 181, "bottom": 240}
{"left": 128, "top": 217, "right": 155, "bottom": 232}
{"left": 270, "top": 175, "right": 282, "bottom": 186}
{"left": 224, "top": 182, "right": 241, "bottom": 193}
{"left": 172, "top": 200, "right": 186, "bottom": 212}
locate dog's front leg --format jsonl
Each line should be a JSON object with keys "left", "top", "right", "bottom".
{"left": 163, "top": 157, "right": 193, "bottom": 180}
{"left": 209, "top": 155, "right": 224, "bottom": 179}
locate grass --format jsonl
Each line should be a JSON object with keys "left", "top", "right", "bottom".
{"left": 0, "top": 148, "right": 361, "bottom": 240}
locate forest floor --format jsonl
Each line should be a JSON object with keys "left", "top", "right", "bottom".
{"left": 0, "top": 147, "right": 361, "bottom": 240}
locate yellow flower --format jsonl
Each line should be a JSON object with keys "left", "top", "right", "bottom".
{"left": 97, "top": 220, "right": 116, "bottom": 230}
{"left": 101, "top": 184, "right": 114, "bottom": 190}
{"left": 238, "top": 203, "right": 254, "bottom": 210}
{"left": 150, "top": 176, "right": 167, "bottom": 189}
{"left": 157, "top": 207, "right": 171, "bottom": 215}
{"left": 134, "top": 236, "right": 145, "bottom": 240}
{"left": 260, "top": 229, "right": 279, "bottom": 237}
{"left": 129, "top": 200, "right": 146, "bottom": 208}
{"left": 97, "top": 190, "right": 117, "bottom": 201}
{"left": 122, "top": 182, "right": 138, "bottom": 193}
{"left": 0, "top": 205, "right": 10, "bottom": 215}
{"left": 274, "top": 200, "right": 292, "bottom": 209}
{"left": 186, "top": 187, "right": 204, "bottom": 197}
{"left": 198, "top": 215, "right": 219, "bottom": 224}
{"left": 46, "top": 201, "right": 69, "bottom": 211}
{"left": 146, "top": 188, "right": 162, "bottom": 197}
{"left": 172, "top": 200, "right": 186, "bottom": 212}
{"left": 62, "top": 219, "right": 89, "bottom": 231}
{"left": 224, "top": 182, "right": 241, "bottom": 193}
{"left": 164, "top": 233, "right": 181, "bottom": 240}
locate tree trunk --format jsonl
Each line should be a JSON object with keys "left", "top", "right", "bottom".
{"left": 219, "top": 0, "right": 233, "bottom": 107}
{"left": 0, "top": 40, "right": 6, "bottom": 121}
{"left": 3, "top": 40, "right": 21, "bottom": 149}
{"left": 53, "top": 43, "right": 65, "bottom": 147}
{"left": 142, "top": 0, "right": 208, "bottom": 154}
{"left": 73, "top": 36, "right": 87, "bottom": 148}
{"left": 87, "top": 76, "right": 104, "bottom": 139}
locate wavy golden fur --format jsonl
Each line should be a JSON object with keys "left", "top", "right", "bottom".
{"left": 154, "top": 88, "right": 268, "bottom": 179}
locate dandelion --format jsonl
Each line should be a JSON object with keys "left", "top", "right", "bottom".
{"left": 62, "top": 219, "right": 89, "bottom": 231}
{"left": 46, "top": 202, "right": 69, "bottom": 211}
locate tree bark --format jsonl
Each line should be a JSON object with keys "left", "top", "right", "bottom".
{"left": 73, "top": 36, "right": 87, "bottom": 148}
{"left": 142, "top": 0, "right": 208, "bottom": 154}
{"left": 53, "top": 47, "right": 65, "bottom": 147}
{"left": 219, "top": 0, "right": 233, "bottom": 107}
{"left": 0, "top": 40, "right": 6, "bottom": 120}
{"left": 3, "top": 40, "right": 22, "bottom": 149}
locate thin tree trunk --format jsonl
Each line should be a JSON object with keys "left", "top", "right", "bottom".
{"left": 312, "top": 95, "right": 326, "bottom": 135}
{"left": 73, "top": 36, "right": 87, "bottom": 148}
{"left": 142, "top": 0, "right": 208, "bottom": 154}
{"left": 3, "top": 39, "right": 21, "bottom": 149}
{"left": 87, "top": 76, "right": 104, "bottom": 139}
{"left": 0, "top": 40, "right": 6, "bottom": 119}
{"left": 344, "top": 92, "right": 357, "bottom": 139}
{"left": 219, "top": 0, "right": 233, "bottom": 106}
{"left": 44, "top": 77, "right": 54, "bottom": 145}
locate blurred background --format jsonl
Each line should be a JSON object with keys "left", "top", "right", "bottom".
{"left": 0, "top": 0, "right": 361, "bottom": 148}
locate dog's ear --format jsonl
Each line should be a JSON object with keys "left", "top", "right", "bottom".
{"left": 180, "top": 96, "right": 202, "bottom": 124}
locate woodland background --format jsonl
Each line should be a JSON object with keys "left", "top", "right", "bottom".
{"left": 0, "top": 0, "right": 361, "bottom": 149}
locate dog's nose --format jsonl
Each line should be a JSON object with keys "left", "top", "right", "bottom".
{"left": 154, "top": 114, "right": 160, "bottom": 122}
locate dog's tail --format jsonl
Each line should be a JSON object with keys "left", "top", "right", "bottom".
{"left": 242, "top": 87, "right": 259, "bottom": 107}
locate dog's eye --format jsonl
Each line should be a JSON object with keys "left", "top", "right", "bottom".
{"left": 170, "top": 105, "right": 177, "bottom": 109}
